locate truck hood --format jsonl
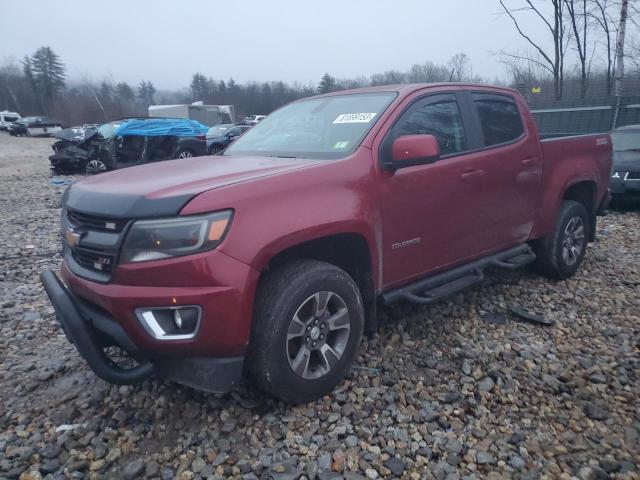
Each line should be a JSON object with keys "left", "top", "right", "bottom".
{"left": 612, "top": 150, "right": 640, "bottom": 171}
{"left": 65, "top": 155, "right": 317, "bottom": 218}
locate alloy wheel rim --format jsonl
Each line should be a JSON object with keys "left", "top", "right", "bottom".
{"left": 86, "top": 160, "right": 107, "bottom": 174}
{"left": 286, "top": 291, "right": 351, "bottom": 380}
{"left": 178, "top": 151, "right": 193, "bottom": 158}
{"left": 562, "top": 216, "right": 585, "bottom": 266}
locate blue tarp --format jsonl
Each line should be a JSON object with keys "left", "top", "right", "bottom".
{"left": 115, "top": 118, "right": 208, "bottom": 137}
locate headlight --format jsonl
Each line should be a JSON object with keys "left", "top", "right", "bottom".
{"left": 121, "top": 210, "right": 232, "bottom": 263}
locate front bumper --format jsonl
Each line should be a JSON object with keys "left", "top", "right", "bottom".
{"left": 49, "top": 154, "right": 84, "bottom": 171}
{"left": 41, "top": 268, "right": 247, "bottom": 393}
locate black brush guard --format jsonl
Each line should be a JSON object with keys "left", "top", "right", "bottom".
{"left": 40, "top": 270, "right": 154, "bottom": 385}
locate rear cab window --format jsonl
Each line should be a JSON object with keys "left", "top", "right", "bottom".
{"left": 472, "top": 93, "right": 524, "bottom": 147}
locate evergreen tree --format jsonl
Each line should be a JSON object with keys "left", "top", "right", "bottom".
{"left": 115, "top": 82, "right": 134, "bottom": 102}
{"left": 190, "top": 73, "right": 209, "bottom": 101}
{"left": 99, "top": 81, "right": 114, "bottom": 102}
{"left": 318, "top": 73, "right": 336, "bottom": 94}
{"left": 21, "top": 55, "right": 37, "bottom": 96}
{"left": 137, "top": 80, "right": 156, "bottom": 106}
{"left": 30, "top": 46, "right": 66, "bottom": 111}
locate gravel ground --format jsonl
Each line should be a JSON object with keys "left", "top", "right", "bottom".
{"left": 0, "top": 132, "right": 638, "bottom": 480}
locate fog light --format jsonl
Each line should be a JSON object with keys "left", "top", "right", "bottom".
{"left": 136, "top": 306, "right": 201, "bottom": 340}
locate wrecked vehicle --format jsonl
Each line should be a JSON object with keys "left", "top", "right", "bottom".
{"left": 41, "top": 84, "right": 612, "bottom": 403}
{"left": 49, "top": 118, "right": 209, "bottom": 175}
{"left": 8, "top": 116, "right": 62, "bottom": 136}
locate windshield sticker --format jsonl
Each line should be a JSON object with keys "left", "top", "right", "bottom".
{"left": 333, "top": 141, "right": 350, "bottom": 149}
{"left": 333, "top": 113, "right": 377, "bottom": 124}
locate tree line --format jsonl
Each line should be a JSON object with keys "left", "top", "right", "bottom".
{"left": 0, "top": 48, "right": 485, "bottom": 126}
{"left": 1, "top": 4, "right": 638, "bottom": 128}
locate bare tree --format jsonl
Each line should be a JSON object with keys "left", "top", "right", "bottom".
{"left": 565, "top": 0, "right": 590, "bottom": 97}
{"left": 448, "top": 53, "right": 473, "bottom": 81}
{"left": 499, "top": 0, "right": 568, "bottom": 99}
{"left": 614, "top": 0, "right": 629, "bottom": 95}
{"left": 588, "top": 0, "right": 619, "bottom": 94}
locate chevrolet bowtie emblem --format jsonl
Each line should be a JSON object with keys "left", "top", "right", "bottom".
{"left": 65, "top": 228, "right": 82, "bottom": 247}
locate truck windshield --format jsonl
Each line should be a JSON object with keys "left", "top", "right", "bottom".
{"left": 612, "top": 131, "right": 640, "bottom": 152}
{"left": 224, "top": 92, "right": 397, "bottom": 159}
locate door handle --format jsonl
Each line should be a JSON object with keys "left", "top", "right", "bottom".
{"left": 521, "top": 157, "right": 539, "bottom": 166}
{"left": 460, "top": 169, "right": 485, "bottom": 180}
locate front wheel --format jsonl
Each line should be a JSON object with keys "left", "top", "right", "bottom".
{"left": 176, "top": 149, "right": 194, "bottom": 159}
{"left": 532, "top": 200, "right": 589, "bottom": 279}
{"left": 208, "top": 144, "right": 223, "bottom": 155}
{"left": 247, "top": 260, "right": 364, "bottom": 403}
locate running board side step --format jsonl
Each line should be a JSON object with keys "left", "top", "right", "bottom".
{"left": 381, "top": 244, "right": 536, "bottom": 306}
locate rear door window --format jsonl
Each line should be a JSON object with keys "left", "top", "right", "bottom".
{"left": 472, "top": 94, "right": 524, "bottom": 146}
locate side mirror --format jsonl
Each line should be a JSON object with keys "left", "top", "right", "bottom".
{"left": 390, "top": 134, "right": 440, "bottom": 168}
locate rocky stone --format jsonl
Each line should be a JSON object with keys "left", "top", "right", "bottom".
{"left": 476, "top": 452, "right": 496, "bottom": 465}
{"left": 584, "top": 403, "right": 609, "bottom": 421}
{"left": 477, "top": 376, "right": 495, "bottom": 392}
{"left": 509, "top": 455, "right": 526, "bottom": 469}
{"left": 383, "top": 458, "right": 405, "bottom": 476}
{"left": 0, "top": 137, "right": 637, "bottom": 480}
{"left": 122, "top": 459, "right": 145, "bottom": 480}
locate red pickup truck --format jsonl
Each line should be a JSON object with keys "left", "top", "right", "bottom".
{"left": 41, "top": 84, "right": 612, "bottom": 403}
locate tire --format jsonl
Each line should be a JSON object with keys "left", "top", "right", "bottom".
{"left": 532, "top": 200, "right": 589, "bottom": 279}
{"left": 176, "top": 149, "right": 194, "bottom": 159}
{"left": 208, "top": 144, "right": 223, "bottom": 155}
{"left": 83, "top": 159, "right": 108, "bottom": 175}
{"left": 247, "top": 260, "right": 364, "bottom": 403}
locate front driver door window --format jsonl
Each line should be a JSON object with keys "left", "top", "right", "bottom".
{"left": 394, "top": 100, "right": 467, "bottom": 155}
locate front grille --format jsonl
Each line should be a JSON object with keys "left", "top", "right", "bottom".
{"left": 71, "top": 247, "right": 117, "bottom": 274}
{"left": 627, "top": 171, "right": 640, "bottom": 180}
{"left": 67, "top": 209, "right": 128, "bottom": 233}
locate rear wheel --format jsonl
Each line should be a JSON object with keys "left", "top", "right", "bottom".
{"left": 176, "top": 149, "right": 194, "bottom": 159}
{"left": 84, "top": 159, "right": 108, "bottom": 175}
{"left": 247, "top": 260, "right": 364, "bottom": 403}
{"left": 533, "top": 200, "right": 589, "bottom": 279}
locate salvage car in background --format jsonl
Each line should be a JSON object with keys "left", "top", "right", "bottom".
{"left": 0, "top": 110, "right": 21, "bottom": 130}
{"left": 610, "top": 124, "right": 640, "bottom": 201}
{"left": 206, "top": 123, "right": 251, "bottom": 154}
{"left": 8, "top": 116, "right": 63, "bottom": 136}
{"left": 244, "top": 114, "right": 266, "bottom": 125}
{"left": 49, "top": 118, "right": 208, "bottom": 174}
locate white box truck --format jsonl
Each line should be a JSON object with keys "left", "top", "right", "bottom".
{"left": 148, "top": 102, "right": 235, "bottom": 127}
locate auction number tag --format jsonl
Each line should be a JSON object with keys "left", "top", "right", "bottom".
{"left": 333, "top": 113, "right": 377, "bottom": 124}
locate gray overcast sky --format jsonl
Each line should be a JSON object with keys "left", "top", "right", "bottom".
{"left": 1, "top": 0, "right": 549, "bottom": 89}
